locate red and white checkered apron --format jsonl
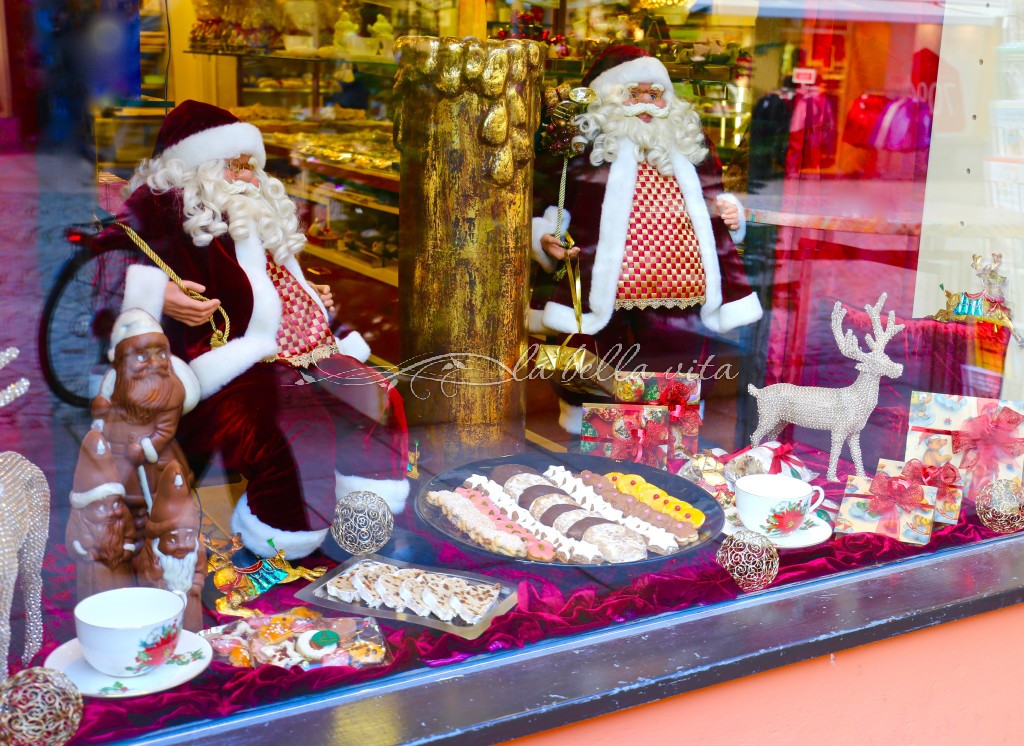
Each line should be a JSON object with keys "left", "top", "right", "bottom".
{"left": 615, "top": 162, "right": 706, "bottom": 310}
{"left": 265, "top": 258, "right": 338, "bottom": 367}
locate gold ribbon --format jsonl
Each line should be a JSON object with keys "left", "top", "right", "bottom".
{"left": 115, "top": 222, "right": 230, "bottom": 347}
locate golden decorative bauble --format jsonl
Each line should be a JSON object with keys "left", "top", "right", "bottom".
{"left": 0, "top": 667, "right": 83, "bottom": 746}
{"left": 975, "top": 479, "right": 1024, "bottom": 534}
{"left": 716, "top": 530, "right": 780, "bottom": 592}
{"left": 331, "top": 491, "right": 394, "bottom": 555}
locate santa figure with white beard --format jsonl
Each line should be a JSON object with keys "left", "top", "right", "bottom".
{"left": 136, "top": 461, "right": 206, "bottom": 632}
{"left": 531, "top": 46, "right": 763, "bottom": 432}
{"left": 96, "top": 100, "right": 409, "bottom": 560}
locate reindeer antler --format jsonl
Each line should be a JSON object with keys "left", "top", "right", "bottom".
{"left": 830, "top": 301, "right": 868, "bottom": 362}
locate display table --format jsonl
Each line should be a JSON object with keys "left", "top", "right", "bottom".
{"left": 40, "top": 446, "right": 1016, "bottom": 745}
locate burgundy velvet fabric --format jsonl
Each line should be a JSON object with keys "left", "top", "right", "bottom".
{"left": 34, "top": 446, "right": 1000, "bottom": 744}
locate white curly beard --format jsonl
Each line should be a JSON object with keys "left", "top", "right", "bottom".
{"left": 153, "top": 539, "right": 199, "bottom": 593}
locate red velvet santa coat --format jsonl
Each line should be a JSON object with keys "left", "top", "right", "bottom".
{"left": 97, "top": 186, "right": 370, "bottom": 397}
{"left": 530, "top": 139, "right": 761, "bottom": 336}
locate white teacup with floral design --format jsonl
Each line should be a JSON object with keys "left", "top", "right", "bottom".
{"left": 735, "top": 474, "right": 825, "bottom": 538}
{"left": 74, "top": 587, "right": 186, "bottom": 677}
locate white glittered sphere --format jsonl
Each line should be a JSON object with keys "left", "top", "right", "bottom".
{"left": 331, "top": 491, "right": 394, "bottom": 555}
{"left": 0, "top": 667, "right": 83, "bottom": 746}
{"left": 976, "top": 480, "right": 1024, "bottom": 534}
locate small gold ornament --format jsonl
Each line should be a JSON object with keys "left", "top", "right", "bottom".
{"left": 975, "top": 479, "right": 1024, "bottom": 533}
{"left": 332, "top": 491, "right": 395, "bottom": 555}
{"left": 716, "top": 530, "right": 780, "bottom": 592}
{"left": 0, "top": 667, "right": 83, "bottom": 746}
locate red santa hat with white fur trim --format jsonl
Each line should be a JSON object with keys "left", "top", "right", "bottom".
{"left": 582, "top": 45, "right": 674, "bottom": 100}
{"left": 152, "top": 99, "right": 266, "bottom": 170}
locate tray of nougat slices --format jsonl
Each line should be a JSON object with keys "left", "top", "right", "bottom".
{"left": 295, "top": 553, "right": 518, "bottom": 640}
{"left": 417, "top": 453, "right": 725, "bottom": 566}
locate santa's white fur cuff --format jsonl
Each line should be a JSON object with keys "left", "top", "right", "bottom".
{"left": 230, "top": 495, "right": 327, "bottom": 560}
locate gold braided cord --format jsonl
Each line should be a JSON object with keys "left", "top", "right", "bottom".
{"left": 115, "top": 222, "right": 230, "bottom": 346}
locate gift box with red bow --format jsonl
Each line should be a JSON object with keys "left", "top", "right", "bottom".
{"left": 903, "top": 392, "right": 1024, "bottom": 501}
{"left": 876, "top": 458, "right": 963, "bottom": 524}
{"left": 612, "top": 373, "right": 702, "bottom": 472}
{"left": 580, "top": 403, "right": 669, "bottom": 470}
{"left": 835, "top": 474, "right": 937, "bottom": 545}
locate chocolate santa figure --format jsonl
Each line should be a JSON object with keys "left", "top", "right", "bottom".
{"left": 66, "top": 430, "right": 136, "bottom": 600}
{"left": 93, "top": 309, "right": 200, "bottom": 534}
{"left": 95, "top": 100, "right": 409, "bottom": 560}
{"left": 531, "top": 46, "right": 763, "bottom": 432}
{"left": 136, "top": 461, "right": 206, "bottom": 631}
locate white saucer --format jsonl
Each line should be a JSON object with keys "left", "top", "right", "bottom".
{"left": 44, "top": 630, "right": 212, "bottom": 698}
{"left": 723, "top": 509, "right": 834, "bottom": 549}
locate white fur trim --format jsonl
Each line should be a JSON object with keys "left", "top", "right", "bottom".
{"left": 712, "top": 291, "right": 763, "bottom": 333}
{"left": 335, "top": 473, "right": 410, "bottom": 514}
{"left": 558, "top": 400, "right": 583, "bottom": 435}
{"left": 590, "top": 57, "right": 672, "bottom": 100}
{"left": 171, "top": 357, "right": 201, "bottom": 414}
{"left": 527, "top": 308, "right": 551, "bottom": 335}
{"left": 161, "top": 122, "right": 267, "bottom": 171}
{"left": 718, "top": 193, "right": 747, "bottom": 245}
{"left": 186, "top": 225, "right": 281, "bottom": 397}
{"left": 336, "top": 331, "right": 371, "bottom": 363}
{"left": 122, "top": 265, "right": 168, "bottom": 319}
{"left": 531, "top": 206, "right": 570, "bottom": 273}
{"left": 230, "top": 495, "right": 327, "bottom": 560}
{"left": 70, "top": 482, "right": 126, "bottom": 509}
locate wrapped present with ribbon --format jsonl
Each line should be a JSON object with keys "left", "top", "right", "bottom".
{"left": 835, "top": 474, "right": 937, "bottom": 545}
{"left": 903, "top": 391, "right": 1024, "bottom": 501}
{"left": 580, "top": 403, "right": 669, "bottom": 470}
{"left": 876, "top": 458, "right": 963, "bottom": 524}
{"left": 716, "top": 441, "right": 818, "bottom": 484}
{"left": 657, "top": 378, "right": 702, "bottom": 474}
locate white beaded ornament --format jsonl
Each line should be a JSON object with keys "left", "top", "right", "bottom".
{"left": 975, "top": 480, "right": 1024, "bottom": 534}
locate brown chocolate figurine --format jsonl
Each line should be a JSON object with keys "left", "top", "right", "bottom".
{"left": 93, "top": 309, "right": 200, "bottom": 534}
{"left": 66, "top": 430, "right": 136, "bottom": 600}
{"left": 135, "top": 461, "right": 206, "bottom": 631}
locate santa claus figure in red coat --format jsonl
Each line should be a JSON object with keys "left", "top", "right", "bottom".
{"left": 96, "top": 100, "right": 409, "bottom": 559}
{"left": 532, "top": 47, "right": 763, "bottom": 432}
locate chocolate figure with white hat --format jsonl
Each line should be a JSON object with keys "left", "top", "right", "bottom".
{"left": 92, "top": 308, "right": 201, "bottom": 535}
{"left": 136, "top": 461, "right": 207, "bottom": 631}
{"left": 531, "top": 46, "right": 763, "bottom": 432}
{"left": 66, "top": 430, "right": 136, "bottom": 600}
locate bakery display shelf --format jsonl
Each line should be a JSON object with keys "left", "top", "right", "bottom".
{"left": 302, "top": 243, "right": 399, "bottom": 287}
{"left": 285, "top": 183, "right": 331, "bottom": 206}
{"left": 243, "top": 87, "right": 317, "bottom": 93}
{"left": 186, "top": 47, "right": 397, "bottom": 68}
{"left": 266, "top": 142, "right": 400, "bottom": 193}
{"left": 312, "top": 183, "right": 399, "bottom": 215}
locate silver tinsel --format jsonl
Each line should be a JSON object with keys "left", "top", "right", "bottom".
{"left": 332, "top": 491, "right": 394, "bottom": 555}
{"left": 716, "top": 530, "right": 780, "bottom": 592}
{"left": 748, "top": 294, "right": 905, "bottom": 482}
{"left": 0, "top": 452, "right": 49, "bottom": 677}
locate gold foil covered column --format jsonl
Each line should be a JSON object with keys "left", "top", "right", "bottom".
{"left": 394, "top": 37, "right": 543, "bottom": 467}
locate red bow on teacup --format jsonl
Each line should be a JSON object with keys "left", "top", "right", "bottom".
{"left": 867, "top": 474, "right": 926, "bottom": 516}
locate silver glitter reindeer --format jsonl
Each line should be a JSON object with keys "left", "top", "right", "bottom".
{"left": 0, "top": 348, "right": 49, "bottom": 675}
{"left": 748, "top": 294, "right": 905, "bottom": 482}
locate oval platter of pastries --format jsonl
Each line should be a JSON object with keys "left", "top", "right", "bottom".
{"left": 418, "top": 452, "right": 725, "bottom": 567}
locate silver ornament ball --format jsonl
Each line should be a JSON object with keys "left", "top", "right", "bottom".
{"left": 332, "top": 491, "right": 394, "bottom": 555}
{"left": 0, "top": 667, "right": 83, "bottom": 746}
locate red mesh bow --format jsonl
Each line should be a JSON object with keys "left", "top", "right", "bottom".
{"left": 952, "top": 405, "right": 1024, "bottom": 473}
{"left": 667, "top": 403, "right": 702, "bottom": 437}
{"left": 610, "top": 420, "right": 668, "bottom": 467}
{"left": 899, "top": 459, "right": 961, "bottom": 504}
{"left": 867, "top": 474, "right": 926, "bottom": 515}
